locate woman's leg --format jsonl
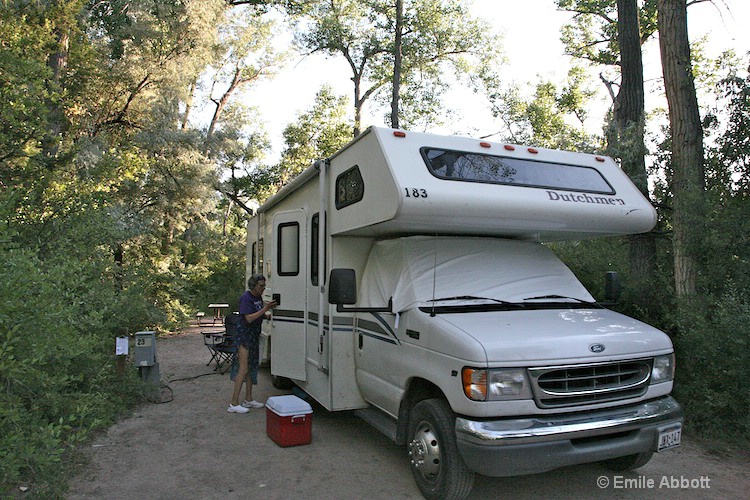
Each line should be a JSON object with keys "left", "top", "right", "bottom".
{"left": 231, "top": 345, "right": 249, "bottom": 406}
{"left": 244, "top": 332, "right": 260, "bottom": 402}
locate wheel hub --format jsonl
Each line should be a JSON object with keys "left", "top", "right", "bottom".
{"left": 408, "top": 422, "right": 441, "bottom": 480}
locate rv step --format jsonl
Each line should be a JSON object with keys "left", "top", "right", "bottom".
{"left": 354, "top": 407, "right": 398, "bottom": 443}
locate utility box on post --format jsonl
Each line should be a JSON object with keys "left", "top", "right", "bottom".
{"left": 134, "top": 331, "right": 156, "bottom": 367}
{"left": 133, "top": 331, "right": 160, "bottom": 401}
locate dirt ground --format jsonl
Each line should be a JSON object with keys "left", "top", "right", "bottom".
{"left": 66, "top": 322, "right": 750, "bottom": 499}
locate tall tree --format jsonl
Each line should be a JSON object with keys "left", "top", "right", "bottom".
{"left": 657, "top": 0, "right": 706, "bottom": 297}
{"left": 276, "top": 85, "right": 351, "bottom": 183}
{"left": 484, "top": 67, "right": 600, "bottom": 150}
{"left": 204, "top": 7, "right": 287, "bottom": 148}
{"left": 390, "top": 0, "right": 404, "bottom": 128}
{"left": 557, "top": 0, "right": 658, "bottom": 303}
{"left": 613, "top": 0, "right": 656, "bottom": 300}
{"left": 292, "top": 0, "right": 498, "bottom": 135}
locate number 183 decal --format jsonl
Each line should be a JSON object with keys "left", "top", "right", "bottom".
{"left": 405, "top": 188, "right": 428, "bottom": 198}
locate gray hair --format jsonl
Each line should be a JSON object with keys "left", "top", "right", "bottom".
{"left": 247, "top": 274, "right": 266, "bottom": 289}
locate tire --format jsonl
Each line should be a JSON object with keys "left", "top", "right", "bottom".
{"left": 602, "top": 451, "right": 653, "bottom": 471}
{"left": 407, "top": 398, "right": 475, "bottom": 500}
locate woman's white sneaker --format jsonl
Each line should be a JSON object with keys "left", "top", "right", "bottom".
{"left": 242, "top": 400, "right": 265, "bottom": 409}
{"left": 228, "top": 404, "right": 250, "bottom": 413}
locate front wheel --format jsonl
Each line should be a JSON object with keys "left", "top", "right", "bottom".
{"left": 407, "top": 398, "right": 475, "bottom": 500}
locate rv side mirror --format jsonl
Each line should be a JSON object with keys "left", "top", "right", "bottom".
{"left": 604, "top": 271, "right": 622, "bottom": 303}
{"left": 328, "top": 269, "right": 357, "bottom": 305}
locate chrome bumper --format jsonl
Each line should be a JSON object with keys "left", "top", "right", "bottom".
{"left": 456, "top": 396, "right": 682, "bottom": 446}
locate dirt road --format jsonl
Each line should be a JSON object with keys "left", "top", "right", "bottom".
{"left": 67, "top": 324, "right": 749, "bottom": 499}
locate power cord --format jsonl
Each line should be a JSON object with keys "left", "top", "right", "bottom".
{"left": 147, "top": 371, "right": 222, "bottom": 404}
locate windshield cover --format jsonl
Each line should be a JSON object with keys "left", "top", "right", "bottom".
{"left": 359, "top": 236, "right": 594, "bottom": 313}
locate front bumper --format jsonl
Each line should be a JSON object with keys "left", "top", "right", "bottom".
{"left": 455, "top": 396, "right": 683, "bottom": 477}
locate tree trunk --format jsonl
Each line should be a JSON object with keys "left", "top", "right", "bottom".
{"left": 182, "top": 80, "right": 196, "bottom": 130}
{"left": 353, "top": 74, "right": 363, "bottom": 136}
{"left": 390, "top": 0, "right": 403, "bottom": 129}
{"left": 42, "top": 28, "right": 69, "bottom": 167}
{"left": 657, "top": 0, "right": 705, "bottom": 297}
{"left": 614, "top": 0, "right": 656, "bottom": 303}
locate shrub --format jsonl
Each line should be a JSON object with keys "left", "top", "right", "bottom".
{"left": 672, "top": 289, "right": 750, "bottom": 440}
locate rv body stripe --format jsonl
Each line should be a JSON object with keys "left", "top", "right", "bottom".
{"left": 271, "top": 310, "right": 353, "bottom": 332}
{"left": 357, "top": 329, "right": 399, "bottom": 345}
{"left": 356, "top": 314, "right": 401, "bottom": 346}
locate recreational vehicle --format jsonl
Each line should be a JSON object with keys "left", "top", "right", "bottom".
{"left": 246, "top": 127, "right": 682, "bottom": 499}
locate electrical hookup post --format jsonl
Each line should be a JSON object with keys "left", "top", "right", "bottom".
{"left": 133, "top": 331, "right": 161, "bottom": 402}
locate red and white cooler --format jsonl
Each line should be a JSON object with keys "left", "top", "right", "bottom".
{"left": 265, "top": 395, "right": 313, "bottom": 447}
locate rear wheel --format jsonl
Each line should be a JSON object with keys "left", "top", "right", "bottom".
{"left": 603, "top": 451, "right": 653, "bottom": 471}
{"left": 407, "top": 398, "right": 475, "bottom": 500}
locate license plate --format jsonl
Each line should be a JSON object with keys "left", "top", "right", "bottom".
{"left": 657, "top": 424, "right": 682, "bottom": 452}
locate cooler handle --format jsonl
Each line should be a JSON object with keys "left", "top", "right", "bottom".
{"left": 291, "top": 414, "right": 307, "bottom": 424}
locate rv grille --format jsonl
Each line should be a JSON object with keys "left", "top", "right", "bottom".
{"left": 529, "top": 360, "right": 652, "bottom": 408}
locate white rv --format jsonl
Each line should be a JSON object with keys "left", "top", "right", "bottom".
{"left": 246, "top": 127, "right": 682, "bottom": 499}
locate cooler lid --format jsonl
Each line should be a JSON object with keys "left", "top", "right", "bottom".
{"left": 266, "top": 395, "right": 312, "bottom": 416}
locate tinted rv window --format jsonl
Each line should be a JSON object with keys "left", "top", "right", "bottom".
{"left": 421, "top": 148, "right": 615, "bottom": 194}
{"left": 258, "top": 238, "right": 264, "bottom": 275}
{"left": 335, "top": 166, "right": 365, "bottom": 209}
{"left": 311, "top": 213, "right": 327, "bottom": 286}
{"left": 277, "top": 223, "right": 299, "bottom": 276}
{"left": 251, "top": 242, "right": 257, "bottom": 274}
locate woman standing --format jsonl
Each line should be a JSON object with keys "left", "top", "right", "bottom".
{"left": 228, "top": 274, "right": 277, "bottom": 414}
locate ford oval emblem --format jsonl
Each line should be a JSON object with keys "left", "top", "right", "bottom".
{"left": 589, "top": 343, "right": 606, "bottom": 353}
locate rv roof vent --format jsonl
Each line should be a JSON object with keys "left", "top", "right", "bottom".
{"left": 504, "top": 145, "right": 515, "bottom": 151}
{"left": 479, "top": 141, "right": 492, "bottom": 148}
{"left": 393, "top": 130, "right": 406, "bottom": 138}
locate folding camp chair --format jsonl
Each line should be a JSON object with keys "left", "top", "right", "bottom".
{"left": 202, "top": 313, "right": 241, "bottom": 373}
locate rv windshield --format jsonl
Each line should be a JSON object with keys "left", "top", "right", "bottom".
{"left": 421, "top": 148, "right": 615, "bottom": 195}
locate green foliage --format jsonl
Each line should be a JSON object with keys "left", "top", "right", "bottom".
{"left": 0, "top": 210, "right": 143, "bottom": 495}
{"left": 486, "top": 67, "right": 603, "bottom": 151}
{"left": 556, "top": 0, "right": 658, "bottom": 66}
{"left": 276, "top": 85, "right": 351, "bottom": 183}
{"left": 291, "top": 0, "right": 501, "bottom": 132}
{"left": 672, "top": 290, "right": 750, "bottom": 439}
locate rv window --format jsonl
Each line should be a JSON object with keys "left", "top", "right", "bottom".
{"left": 335, "top": 166, "right": 365, "bottom": 209}
{"left": 251, "top": 242, "right": 257, "bottom": 274}
{"left": 277, "top": 223, "right": 299, "bottom": 276}
{"left": 421, "top": 148, "right": 615, "bottom": 194}
{"left": 258, "top": 238, "right": 264, "bottom": 275}
{"left": 311, "top": 213, "right": 327, "bottom": 286}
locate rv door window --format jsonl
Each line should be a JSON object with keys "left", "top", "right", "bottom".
{"left": 421, "top": 148, "right": 615, "bottom": 194}
{"left": 277, "top": 223, "right": 299, "bottom": 276}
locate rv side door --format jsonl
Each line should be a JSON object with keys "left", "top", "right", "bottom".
{"left": 270, "top": 210, "right": 307, "bottom": 381}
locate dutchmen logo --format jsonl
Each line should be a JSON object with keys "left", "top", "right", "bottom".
{"left": 547, "top": 190, "right": 626, "bottom": 206}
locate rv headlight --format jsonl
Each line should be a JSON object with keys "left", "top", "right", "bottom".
{"left": 651, "top": 354, "right": 675, "bottom": 384}
{"left": 462, "top": 368, "right": 531, "bottom": 401}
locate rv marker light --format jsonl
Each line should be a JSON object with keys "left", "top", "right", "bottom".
{"left": 504, "top": 145, "right": 515, "bottom": 151}
{"left": 595, "top": 156, "right": 606, "bottom": 162}
{"left": 479, "top": 142, "right": 492, "bottom": 148}
{"left": 527, "top": 147, "right": 539, "bottom": 154}
{"left": 393, "top": 130, "right": 406, "bottom": 137}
